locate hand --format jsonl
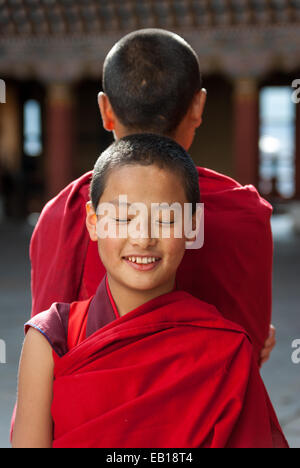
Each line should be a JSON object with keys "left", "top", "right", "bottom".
{"left": 260, "top": 325, "right": 276, "bottom": 366}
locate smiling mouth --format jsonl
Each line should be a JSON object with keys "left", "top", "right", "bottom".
{"left": 123, "top": 256, "right": 161, "bottom": 265}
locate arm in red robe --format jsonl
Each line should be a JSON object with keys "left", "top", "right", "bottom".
{"left": 30, "top": 168, "right": 273, "bottom": 362}
{"left": 50, "top": 291, "right": 287, "bottom": 448}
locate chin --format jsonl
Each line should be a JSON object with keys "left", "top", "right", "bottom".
{"left": 122, "top": 276, "right": 163, "bottom": 292}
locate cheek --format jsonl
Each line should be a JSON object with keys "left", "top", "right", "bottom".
{"left": 162, "top": 238, "right": 186, "bottom": 264}
{"left": 98, "top": 238, "right": 125, "bottom": 263}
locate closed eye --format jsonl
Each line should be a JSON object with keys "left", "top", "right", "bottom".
{"left": 156, "top": 220, "right": 175, "bottom": 225}
{"left": 114, "top": 218, "right": 130, "bottom": 223}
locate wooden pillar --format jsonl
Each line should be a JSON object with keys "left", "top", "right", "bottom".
{"left": 45, "top": 83, "right": 74, "bottom": 200}
{"left": 233, "top": 78, "right": 259, "bottom": 187}
{"left": 295, "top": 100, "right": 300, "bottom": 199}
{"left": 0, "top": 83, "right": 21, "bottom": 173}
{"left": 0, "top": 83, "right": 23, "bottom": 218}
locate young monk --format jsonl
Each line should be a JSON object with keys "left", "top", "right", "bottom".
{"left": 30, "top": 29, "right": 275, "bottom": 365}
{"left": 13, "top": 134, "right": 287, "bottom": 448}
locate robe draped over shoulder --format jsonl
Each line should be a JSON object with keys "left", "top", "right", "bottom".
{"left": 47, "top": 289, "right": 287, "bottom": 449}
{"left": 24, "top": 277, "right": 118, "bottom": 357}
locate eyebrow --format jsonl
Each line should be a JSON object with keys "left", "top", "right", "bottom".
{"left": 108, "top": 199, "right": 131, "bottom": 206}
{"left": 107, "top": 200, "right": 180, "bottom": 210}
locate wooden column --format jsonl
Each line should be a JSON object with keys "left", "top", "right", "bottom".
{"left": 45, "top": 83, "right": 74, "bottom": 200}
{"left": 0, "top": 84, "right": 21, "bottom": 173}
{"left": 233, "top": 78, "right": 259, "bottom": 187}
{"left": 0, "top": 83, "right": 23, "bottom": 218}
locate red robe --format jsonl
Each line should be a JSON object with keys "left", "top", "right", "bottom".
{"left": 51, "top": 289, "right": 287, "bottom": 448}
{"left": 30, "top": 168, "right": 273, "bottom": 362}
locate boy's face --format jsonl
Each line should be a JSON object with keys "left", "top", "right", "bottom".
{"left": 87, "top": 164, "right": 195, "bottom": 296}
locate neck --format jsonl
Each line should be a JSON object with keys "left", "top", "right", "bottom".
{"left": 113, "top": 125, "right": 192, "bottom": 151}
{"left": 106, "top": 274, "right": 176, "bottom": 317}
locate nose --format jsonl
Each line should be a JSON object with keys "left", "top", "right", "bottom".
{"left": 128, "top": 216, "right": 157, "bottom": 248}
{"left": 129, "top": 235, "right": 157, "bottom": 249}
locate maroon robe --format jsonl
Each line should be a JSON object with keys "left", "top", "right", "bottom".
{"left": 25, "top": 278, "right": 287, "bottom": 448}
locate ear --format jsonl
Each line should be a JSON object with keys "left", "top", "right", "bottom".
{"left": 86, "top": 201, "right": 98, "bottom": 242}
{"left": 98, "top": 92, "right": 116, "bottom": 132}
{"left": 190, "top": 88, "right": 207, "bottom": 128}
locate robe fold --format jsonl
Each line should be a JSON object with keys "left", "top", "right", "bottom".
{"left": 50, "top": 290, "right": 287, "bottom": 449}
{"left": 30, "top": 168, "right": 273, "bottom": 362}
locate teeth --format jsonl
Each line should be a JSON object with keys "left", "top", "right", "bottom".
{"left": 126, "top": 256, "right": 159, "bottom": 264}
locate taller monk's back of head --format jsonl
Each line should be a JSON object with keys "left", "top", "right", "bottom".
{"left": 102, "top": 29, "right": 202, "bottom": 135}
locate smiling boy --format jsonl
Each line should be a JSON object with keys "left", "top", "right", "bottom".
{"left": 87, "top": 135, "right": 202, "bottom": 314}
{"left": 12, "top": 135, "right": 287, "bottom": 448}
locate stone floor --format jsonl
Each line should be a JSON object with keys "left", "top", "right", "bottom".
{"left": 0, "top": 214, "right": 299, "bottom": 448}
{"left": 261, "top": 214, "right": 300, "bottom": 448}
